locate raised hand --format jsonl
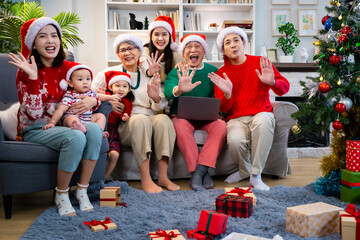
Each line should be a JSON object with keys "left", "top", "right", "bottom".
{"left": 175, "top": 64, "right": 200, "bottom": 95}
{"left": 146, "top": 51, "right": 164, "bottom": 76}
{"left": 208, "top": 72, "right": 233, "bottom": 99}
{"left": 8, "top": 52, "right": 38, "bottom": 80}
{"left": 255, "top": 57, "right": 275, "bottom": 86}
{"left": 147, "top": 72, "right": 161, "bottom": 103}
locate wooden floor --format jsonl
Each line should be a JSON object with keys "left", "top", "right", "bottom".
{"left": 0, "top": 158, "right": 321, "bottom": 240}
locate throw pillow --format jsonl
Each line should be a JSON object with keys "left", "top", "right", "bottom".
{"left": 0, "top": 102, "right": 20, "bottom": 140}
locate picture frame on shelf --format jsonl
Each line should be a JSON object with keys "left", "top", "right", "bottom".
{"left": 272, "top": 0, "right": 291, "bottom": 5}
{"left": 266, "top": 49, "right": 278, "bottom": 62}
{"left": 298, "top": 0, "right": 317, "bottom": 5}
{"left": 271, "top": 8, "right": 291, "bottom": 36}
{"left": 298, "top": 9, "right": 318, "bottom": 36}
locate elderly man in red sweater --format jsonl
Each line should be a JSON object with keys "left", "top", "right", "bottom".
{"left": 208, "top": 27, "right": 290, "bottom": 191}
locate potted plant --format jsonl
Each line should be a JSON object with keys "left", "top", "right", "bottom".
{"left": 0, "top": 1, "right": 84, "bottom": 53}
{"left": 275, "top": 22, "right": 300, "bottom": 63}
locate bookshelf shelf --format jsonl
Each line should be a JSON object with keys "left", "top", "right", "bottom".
{"left": 105, "top": 0, "right": 255, "bottom": 67}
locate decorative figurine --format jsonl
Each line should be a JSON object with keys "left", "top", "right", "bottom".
{"left": 129, "top": 13, "right": 143, "bottom": 30}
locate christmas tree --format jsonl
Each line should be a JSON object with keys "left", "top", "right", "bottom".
{"left": 292, "top": 0, "right": 360, "bottom": 197}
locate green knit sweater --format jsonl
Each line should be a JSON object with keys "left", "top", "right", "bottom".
{"left": 164, "top": 62, "right": 218, "bottom": 115}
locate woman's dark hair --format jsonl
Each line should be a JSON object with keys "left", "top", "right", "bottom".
{"left": 30, "top": 24, "right": 66, "bottom": 68}
{"left": 144, "top": 29, "right": 174, "bottom": 75}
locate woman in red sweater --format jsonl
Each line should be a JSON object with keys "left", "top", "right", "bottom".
{"left": 208, "top": 27, "right": 290, "bottom": 191}
{"left": 8, "top": 17, "right": 102, "bottom": 216}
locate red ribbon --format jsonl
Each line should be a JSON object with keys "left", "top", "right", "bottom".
{"left": 226, "top": 186, "right": 252, "bottom": 196}
{"left": 341, "top": 179, "right": 360, "bottom": 187}
{"left": 117, "top": 202, "right": 127, "bottom": 208}
{"left": 83, "top": 217, "right": 113, "bottom": 230}
{"left": 340, "top": 204, "right": 360, "bottom": 240}
{"left": 148, "top": 229, "right": 181, "bottom": 239}
{"left": 190, "top": 230, "right": 214, "bottom": 240}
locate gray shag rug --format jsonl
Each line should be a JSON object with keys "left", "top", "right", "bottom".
{"left": 20, "top": 181, "right": 350, "bottom": 240}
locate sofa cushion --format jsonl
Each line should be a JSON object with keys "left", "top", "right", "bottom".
{"left": 0, "top": 102, "right": 19, "bottom": 140}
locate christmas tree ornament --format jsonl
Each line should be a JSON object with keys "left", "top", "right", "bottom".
{"left": 356, "top": 75, "right": 360, "bottom": 82}
{"left": 333, "top": 120, "right": 343, "bottom": 130}
{"left": 339, "top": 46, "right": 346, "bottom": 52}
{"left": 340, "top": 97, "right": 353, "bottom": 110}
{"left": 313, "top": 40, "right": 321, "bottom": 46}
{"left": 341, "top": 111, "right": 349, "bottom": 118}
{"left": 341, "top": 22, "right": 345, "bottom": 27}
{"left": 335, "top": 103, "right": 346, "bottom": 113}
{"left": 291, "top": 123, "right": 301, "bottom": 134}
{"left": 322, "top": 15, "right": 331, "bottom": 25}
{"left": 347, "top": 54, "right": 355, "bottom": 63}
{"left": 330, "top": 0, "right": 339, "bottom": 5}
{"left": 338, "top": 34, "right": 348, "bottom": 44}
{"left": 325, "top": 31, "right": 336, "bottom": 43}
{"left": 337, "top": 1, "right": 341, "bottom": 6}
{"left": 338, "top": 14, "right": 343, "bottom": 20}
{"left": 314, "top": 170, "right": 341, "bottom": 197}
{"left": 319, "top": 75, "right": 324, "bottom": 81}
{"left": 337, "top": 79, "right": 342, "bottom": 85}
{"left": 319, "top": 82, "right": 331, "bottom": 93}
{"left": 329, "top": 55, "right": 341, "bottom": 65}
{"left": 341, "top": 26, "right": 352, "bottom": 35}
{"left": 337, "top": 130, "right": 346, "bottom": 138}
{"left": 324, "top": 18, "right": 333, "bottom": 31}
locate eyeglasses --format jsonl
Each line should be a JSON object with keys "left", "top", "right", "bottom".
{"left": 119, "top": 46, "right": 137, "bottom": 54}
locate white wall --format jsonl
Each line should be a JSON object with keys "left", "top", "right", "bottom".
{"left": 41, "top": 0, "right": 106, "bottom": 75}
{"left": 41, "top": 0, "right": 328, "bottom": 73}
{"left": 255, "top": 0, "right": 328, "bottom": 62}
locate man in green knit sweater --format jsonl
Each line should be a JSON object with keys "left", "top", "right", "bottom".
{"left": 164, "top": 33, "right": 227, "bottom": 190}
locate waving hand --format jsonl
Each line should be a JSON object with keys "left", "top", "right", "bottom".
{"left": 8, "top": 52, "right": 38, "bottom": 80}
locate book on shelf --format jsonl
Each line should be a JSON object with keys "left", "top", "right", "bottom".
{"left": 108, "top": 10, "right": 121, "bottom": 30}
{"left": 155, "top": 10, "right": 179, "bottom": 30}
{"left": 183, "top": 13, "right": 201, "bottom": 31}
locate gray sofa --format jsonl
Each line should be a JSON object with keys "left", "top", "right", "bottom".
{"left": 112, "top": 101, "right": 298, "bottom": 181}
{"left": 0, "top": 53, "right": 111, "bottom": 219}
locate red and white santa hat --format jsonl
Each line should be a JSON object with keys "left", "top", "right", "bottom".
{"left": 59, "top": 62, "right": 93, "bottom": 91}
{"left": 179, "top": 33, "right": 208, "bottom": 55}
{"left": 216, "top": 26, "right": 248, "bottom": 53}
{"left": 20, "top": 17, "right": 62, "bottom": 59}
{"left": 148, "top": 16, "right": 178, "bottom": 51}
{"left": 104, "top": 71, "right": 131, "bottom": 91}
{"left": 113, "top": 33, "right": 144, "bottom": 56}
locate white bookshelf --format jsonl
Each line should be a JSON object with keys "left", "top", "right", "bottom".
{"left": 105, "top": 0, "right": 255, "bottom": 67}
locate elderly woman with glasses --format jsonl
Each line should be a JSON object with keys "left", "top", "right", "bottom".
{"left": 92, "top": 34, "right": 179, "bottom": 193}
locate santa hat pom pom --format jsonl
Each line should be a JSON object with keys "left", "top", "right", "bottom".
{"left": 59, "top": 79, "right": 68, "bottom": 91}
{"left": 170, "top": 42, "right": 178, "bottom": 51}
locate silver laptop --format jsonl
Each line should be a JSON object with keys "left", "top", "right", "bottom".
{"left": 177, "top": 96, "right": 220, "bottom": 121}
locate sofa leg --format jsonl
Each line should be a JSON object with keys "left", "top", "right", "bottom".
{"left": 3, "top": 195, "right": 12, "bottom": 219}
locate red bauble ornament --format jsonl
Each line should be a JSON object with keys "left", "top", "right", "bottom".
{"left": 338, "top": 34, "right": 348, "bottom": 45}
{"left": 322, "top": 15, "right": 330, "bottom": 25}
{"left": 333, "top": 120, "right": 343, "bottom": 130}
{"left": 319, "top": 82, "right": 331, "bottom": 93}
{"left": 341, "top": 26, "right": 352, "bottom": 35}
{"left": 329, "top": 55, "right": 341, "bottom": 65}
{"left": 335, "top": 103, "right": 346, "bottom": 113}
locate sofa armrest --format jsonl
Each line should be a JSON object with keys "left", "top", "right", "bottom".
{"left": 271, "top": 101, "right": 298, "bottom": 129}
{"left": 0, "top": 118, "right": 5, "bottom": 141}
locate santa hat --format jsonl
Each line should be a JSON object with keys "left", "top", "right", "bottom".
{"left": 59, "top": 63, "right": 93, "bottom": 91}
{"left": 113, "top": 33, "right": 144, "bottom": 56}
{"left": 179, "top": 33, "right": 208, "bottom": 55}
{"left": 20, "top": 17, "right": 62, "bottom": 59}
{"left": 216, "top": 26, "right": 248, "bottom": 53}
{"left": 148, "top": 16, "right": 178, "bottom": 51}
{"left": 104, "top": 71, "right": 131, "bottom": 91}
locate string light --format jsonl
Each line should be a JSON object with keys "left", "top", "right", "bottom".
{"left": 337, "top": 79, "right": 342, "bottom": 85}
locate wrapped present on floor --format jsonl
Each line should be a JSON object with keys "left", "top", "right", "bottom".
{"left": 148, "top": 229, "right": 185, "bottom": 240}
{"left": 224, "top": 186, "right": 257, "bottom": 205}
{"left": 196, "top": 210, "right": 228, "bottom": 235}
{"left": 346, "top": 140, "right": 360, "bottom": 172}
{"left": 340, "top": 204, "right": 360, "bottom": 240}
{"left": 100, "top": 186, "right": 121, "bottom": 207}
{"left": 222, "top": 232, "right": 272, "bottom": 240}
{"left": 216, "top": 194, "right": 253, "bottom": 218}
{"left": 286, "top": 202, "right": 343, "bottom": 237}
{"left": 341, "top": 169, "right": 360, "bottom": 204}
{"left": 187, "top": 229, "right": 215, "bottom": 240}
{"left": 83, "top": 217, "right": 117, "bottom": 232}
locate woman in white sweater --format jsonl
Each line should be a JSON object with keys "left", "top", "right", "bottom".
{"left": 92, "top": 34, "right": 179, "bottom": 193}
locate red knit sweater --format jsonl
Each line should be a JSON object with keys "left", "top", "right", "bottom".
{"left": 215, "top": 55, "right": 289, "bottom": 121}
{"left": 16, "top": 60, "right": 73, "bottom": 130}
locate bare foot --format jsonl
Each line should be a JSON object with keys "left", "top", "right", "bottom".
{"left": 70, "top": 120, "right": 87, "bottom": 133}
{"left": 158, "top": 178, "right": 180, "bottom": 191}
{"left": 103, "top": 131, "right": 109, "bottom": 138}
{"left": 141, "top": 179, "right": 162, "bottom": 193}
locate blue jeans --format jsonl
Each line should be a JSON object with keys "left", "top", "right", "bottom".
{"left": 22, "top": 123, "right": 102, "bottom": 172}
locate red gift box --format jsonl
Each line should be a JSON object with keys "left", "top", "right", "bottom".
{"left": 196, "top": 210, "right": 228, "bottom": 235}
{"left": 187, "top": 229, "right": 214, "bottom": 240}
{"left": 340, "top": 204, "right": 360, "bottom": 240}
{"left": 346, "top": 140, "right": 360, "bottom": 172}
{"left": 216, "top": 194, "right": 253, "bottom": 218}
